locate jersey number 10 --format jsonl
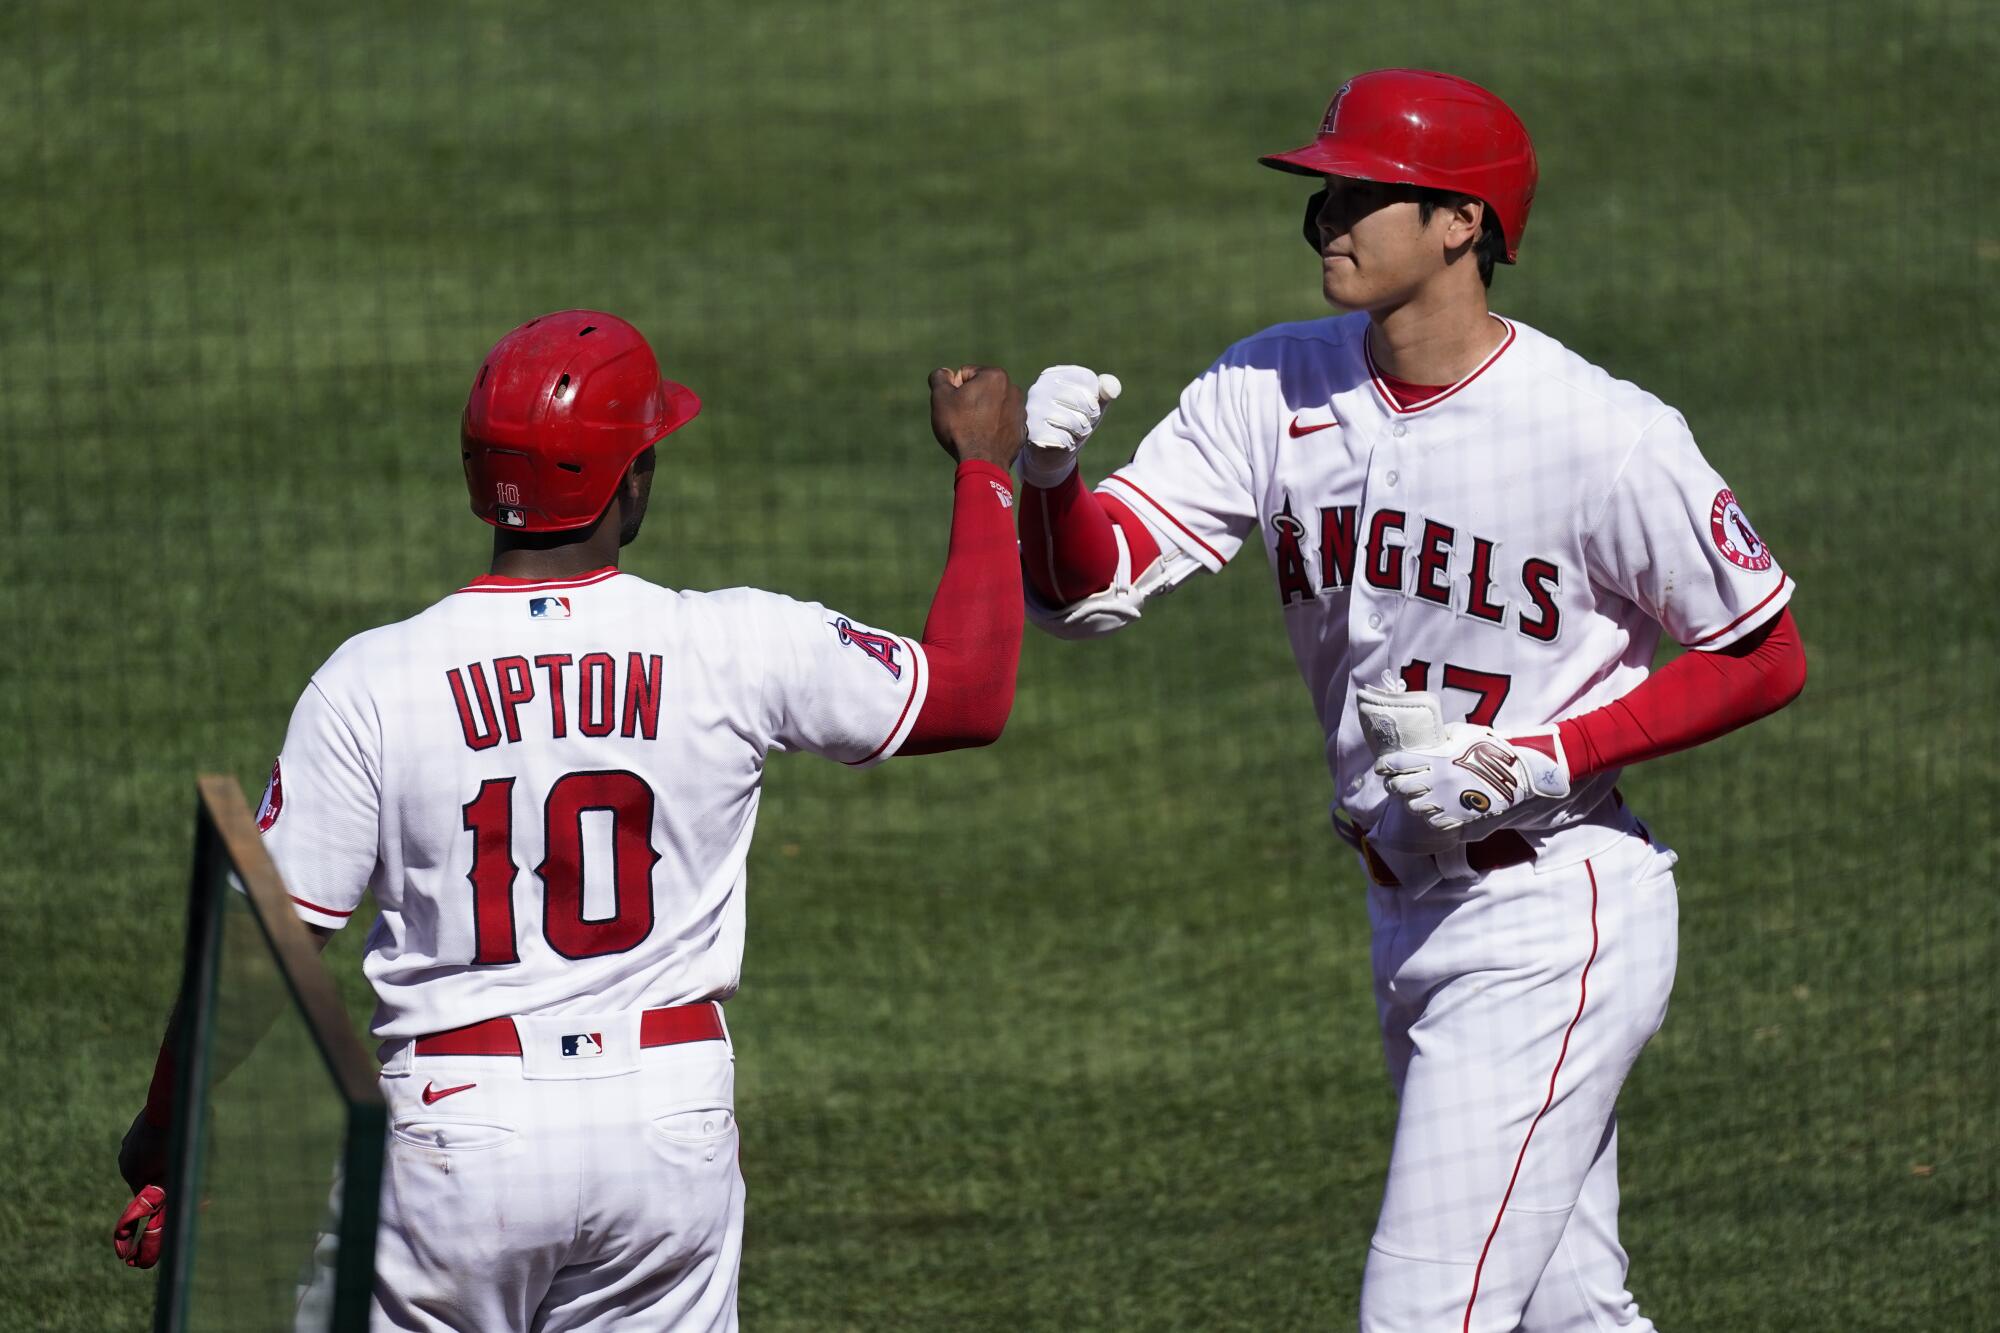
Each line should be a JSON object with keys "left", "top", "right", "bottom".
{"left": 460, "top": 770, "right": 661, "bottom": 964}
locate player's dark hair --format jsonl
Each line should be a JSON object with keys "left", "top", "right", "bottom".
{"left": 1415, "top": 190, "right": 1504, "bottom": 287}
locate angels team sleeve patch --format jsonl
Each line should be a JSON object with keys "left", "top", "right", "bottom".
{"left": 1586, "top": 412, "right": 1794, "bottom": 651}
{"left": 758, "top": 596, "right": 930, "bottom": 767}
{"left": 1097, "top": 350, "right": 1260, "bottom": 572}
{"left": 1708, "top": 488, "right": 1773, "bottom": 572}
{"left": 258, "top": 679, "right": 380, "bottom": 928}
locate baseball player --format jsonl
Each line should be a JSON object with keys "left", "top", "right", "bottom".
{"left": 114, "top": 310, "right": 1031, "bottom": 1331}
{"left": 1014, "top": 71, "right": 1806, "bottom": 1330}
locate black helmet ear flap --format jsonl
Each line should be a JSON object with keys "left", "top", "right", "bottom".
{"left": 1302, "top": 188, "right": 1328, "bottom": 252}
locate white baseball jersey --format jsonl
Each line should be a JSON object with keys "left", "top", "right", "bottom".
{"left": 1098, "top": 312, "right": 1792, "bottom": 833}
{"left": 256, "top": 566, "right": 930, "bottom": 1040}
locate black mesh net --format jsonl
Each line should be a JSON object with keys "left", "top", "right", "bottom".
{"left": 6, "top": 1, "right": 1994, "bottom": 1328}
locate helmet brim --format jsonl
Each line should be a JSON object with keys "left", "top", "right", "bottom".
{"left": 1258, "top": 141, "right": 1422, "bottom": 187}
{"left": 1259, "top": 142, "right": 1522, "bottom": 264}
{"left": 655, "top": 380, "right": 703, "bottom": 444}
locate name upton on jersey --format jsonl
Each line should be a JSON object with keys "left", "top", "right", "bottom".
{"left": 447, "top": 651, "right": 667, "bottom": 749}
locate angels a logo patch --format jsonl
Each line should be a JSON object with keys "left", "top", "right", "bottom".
{"left": 1709, "top": 489, "right": 1773, "bottom": 571}
{"left": 255, "top": 758, "right": 284, "bottom": 832}
{"left": 832, "top": 618, "right": 903, "bottom": 680}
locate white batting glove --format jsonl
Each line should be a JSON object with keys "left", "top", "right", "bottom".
{"left": 1020, "top": 364, "right": 1122, "bottom": 489}
{"left": 1355, "top": 675, "right": 1446, "bottom": 756}
{"left": 1375, "top": 723, "right": 1572, "bottom": 832}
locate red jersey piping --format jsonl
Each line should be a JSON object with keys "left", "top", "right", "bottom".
{"left": 456, "top": 568, "right": 623, "bottom": 594}
{"left": 1462, "top": 856, "right": 1600, "bottom": 1331}
{"left": 1101, "top": 474, "right": 1226, "bottom": 565}
{"left": 289, "top": 894, "right": 356, "bottom": 919}
{"left": 846, "top": 636, "right": 927, "bottom": 767}
{"left": 1366, "top": 317, "right": 1516, "bottom": 416}
{"left": 1682, "top": 575, "right": 1792, "bottom": 648}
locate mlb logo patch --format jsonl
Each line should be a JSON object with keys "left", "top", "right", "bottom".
{"left": 497, "top": 507, "right": 527, "bottom": 528}
{"left": 560, "top": 1032, "right": 604, "bottom": 1059}
{"left": 529, "top": 596, "right": 572, "bottom": 620}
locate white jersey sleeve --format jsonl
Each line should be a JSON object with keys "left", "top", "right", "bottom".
{"left": 1585, "top": 411, "right": 1794, "bottom": 650}
{"left": 258, "top": 678, "right": 382, "bottom": 930}
{"left": 751, "top": 594, "right": 930, "bottom": 768}
{"left": 1099, "top": 348, "right": 1261, "bottom": 573}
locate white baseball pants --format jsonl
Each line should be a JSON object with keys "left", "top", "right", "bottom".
{"left": 1358, "top": 812, "right": 1679, "bottom": 1332}
{"left": 363, "top": 1016, "right": 743, "bottom": 1332}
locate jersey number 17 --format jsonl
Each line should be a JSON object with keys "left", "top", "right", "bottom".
{"left": 1400, "top": 660, "right": 1512, "bottom": 727}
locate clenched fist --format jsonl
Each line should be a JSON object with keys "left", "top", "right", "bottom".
{"left": 1375, "top": 723, "right": 1572, "bottom": 832}
{"left": 113, "top": 1109, "right": 171, "bottom": 1268}
{"left": 1022, "top": 364, "right": 1122, "bottom": 488}
{"left": 929, "top": 365, "right": 1026, "bottom": 471}
{"left": 113, "top": 1185, "right": 167, "bottom": 1269}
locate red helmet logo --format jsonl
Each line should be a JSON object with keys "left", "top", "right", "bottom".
{"left": 1260, "top": 68, "right": 1539, "bottom": 263}
{"left": 461, "top": 310, "right": 701, "bottom": 532}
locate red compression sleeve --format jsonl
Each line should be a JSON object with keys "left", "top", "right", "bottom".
{"left": 142, "top": 1027, "right": 177, "bottom": 1128}
{"left": 1020, "top": 470, "right": 1162, "bottom": 604}
{"left": 1556, "top": 609, "right": 1806, "bottom": 779}
{"left": 902, "top": 461, "right": 1024, "bottom": 753}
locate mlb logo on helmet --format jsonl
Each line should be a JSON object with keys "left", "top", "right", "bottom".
{"left": 497, "top": 508, "right": 527, "bottom": 527}
{"left": 529, "top": 596, "right": 572, "bottom": 620}
{"left": 561, "top": 1032, "right": 604, "bottom": 1059}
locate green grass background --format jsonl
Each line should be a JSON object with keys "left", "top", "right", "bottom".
{"left": 2, "top": 0, "right": 1996, "bottom": 1327}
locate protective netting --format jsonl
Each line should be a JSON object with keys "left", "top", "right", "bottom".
{"left": 4, "top": 1, "right": 1994, "bottom": 1329}
{"left": 178, "top": 884, "right": 371, "bottom": 1333}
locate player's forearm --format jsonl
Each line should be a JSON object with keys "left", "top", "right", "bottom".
{"left": 1020, "top": 470, "right": 1163, "bottom": 605}
{"left": 1558, "top": 609, "right": 1806, "bottom": 779}
{"left": 138, "top": 1005, "right": 183, "bottom": 1130}
{"left": 135, "top": 925, "right": 333, "bottom": 1130}
{"left": 903, "top": 461, "right": 1023, "bottom": 752}
{"left": 1022, "top": 469, "right": 1118, "bottom": 603}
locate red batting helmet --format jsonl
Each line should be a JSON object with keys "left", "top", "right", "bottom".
{"left": 462, "top": 310, "right": 701, "bottom": 532}
{"left": 1259, "top": 69, "right": 1538, "bottom": 262}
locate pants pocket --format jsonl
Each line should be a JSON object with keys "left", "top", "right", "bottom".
{"left": 650, "top": 1107, "right": 735, "bottom": 1147}
{"left": 391, "top": 1116, "right": 519, "bottom": 1153}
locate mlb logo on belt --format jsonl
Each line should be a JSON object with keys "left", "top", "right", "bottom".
{"left": 530, "top": 596, "right": 572, "bottom": 620}
{"left": 561, "top": 1032, "right": 603, "bottom": 1059}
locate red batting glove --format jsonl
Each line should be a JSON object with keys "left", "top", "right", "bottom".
{"left": 113, "top": 1185, "right": 167, "bottom": 1269}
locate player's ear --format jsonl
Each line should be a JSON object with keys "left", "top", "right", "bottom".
{"left": 1444, "top": 196, "right": 1485, "bottom": 252}
{"left": 622, "top": 447, "right": 657, "bottom": 502}
{"left": 615, "top": 447, "right": 657, "bottom": 547}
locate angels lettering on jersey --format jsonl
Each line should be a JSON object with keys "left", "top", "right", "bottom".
{"left": 1266, "top": 495, "right": 1562, "bottom": 643}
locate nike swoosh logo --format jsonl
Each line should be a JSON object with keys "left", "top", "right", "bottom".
{"left": 421, "top": 1081, "right": 477, "bottom": 1105}
{"left": 1288, "top": 416, "right": 1338, "bottom": 438}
